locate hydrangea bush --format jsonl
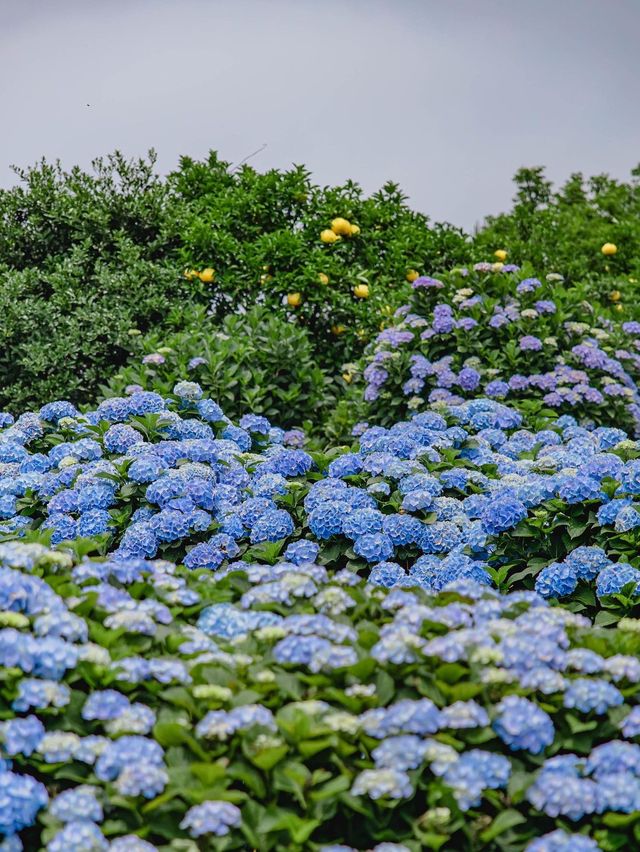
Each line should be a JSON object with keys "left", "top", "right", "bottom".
{"left": 2, "top": 389, "right": 640, "bottom": 848}
{"left": 355, "top": 264, "right": 640, "bottom": 434}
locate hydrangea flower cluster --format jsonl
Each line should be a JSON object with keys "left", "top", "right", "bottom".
{"left": 359, "top": 264, "right": 640, "bottom": 434}
{"left": 0, "top": 526, "right": 638, "bottom": 849}
{"left": 2, "top": 385, "right": 640, "bottom": 848}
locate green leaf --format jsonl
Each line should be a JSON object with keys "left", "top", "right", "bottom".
{"left": 309, "top": 774, "right": 351, "bottom": 801}
{"left": 479, "top": 810, "right": 527, "bottom": 843}
{"left": 152, "top": 722, "right": 208, "bottom": 760}
{"left": 248, "top": 744, "right": 289, "bottom": 770}
{"left": 190, "top": 762, "right": 227, "bottom": 785}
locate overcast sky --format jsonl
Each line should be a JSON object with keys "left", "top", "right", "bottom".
{"left": 1, "top": 0, "right": 639, "bottom": 229}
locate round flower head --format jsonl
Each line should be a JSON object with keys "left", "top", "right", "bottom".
{"left": 180, "top": 800, "right": 241, "bottom": 837}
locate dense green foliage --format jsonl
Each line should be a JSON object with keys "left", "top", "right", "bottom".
{"left": 0, "top": 151, "right": 469, "bottom": 412}
{"left": 475, "top": 166, "right": 640, "bottom": 285}
{"left": 102, "top": 306, "right": 332, "bottom": 429}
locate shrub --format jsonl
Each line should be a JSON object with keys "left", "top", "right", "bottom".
{"left": 352, "top": 262, "right": 640, "bottom": 435}
{"left": 0, "top": 151, "right": 180, "bottom": 271}
{"left": 102, "top": 306, "right": 333, "bottom": 429}
{"left": 473, "top": 166, "right": 640, "bottom": 285}
{"left": 0, "top": 244, "right": 193, "bottom": 412}
{"left": 2, "top": 392, "right": 640, "bottom": 848}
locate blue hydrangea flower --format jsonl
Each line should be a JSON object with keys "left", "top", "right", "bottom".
{"left": 493, "top": 695, "right": 554, "bottom": 753}
{"left": 0, "top": 771, "right": 48, "bottom": 835}
{"left": 284, "top": 540, "right": 320, "bottom": 565}
{"left": 525, "top": 831, "right": 599, "bottom": 852}
{"left": 50, "top": 786, "right": 103, "bottom": 824}
{"left": 596, "top": 564, "right": 640, "bottom": 598}
{"left": 563, "top": 679, "right": 624, "bottom": 714}
{"left": 250, "top": 509, "right": 294, "bottom": 543}
{"left": 535, "top": 562, "right": 578, "bottom": 599}
{"left": 47, "top": 821, "right": 108, "bottom": 852}
{"left": 180, "top": 801, "right": 241, "bottom": 837}
{"left": 353, "top": 533, "right": 395, "bottom": 563}
{"left": 0, "top": 716, "right": 45, "bottom": 756}
{"left": 115, "top": 764, "right": 169, "bottom": 798}
{"left": 369, "top": 561, "right": 406, "bottom": 587}
{"left": 480, "top": 495, "right": 527, "bottom": 535}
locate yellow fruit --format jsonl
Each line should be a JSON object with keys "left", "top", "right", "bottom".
{"left": 353, "top": 284, "right": 369, "bottom": 299}
{"left": 184, "top": 268, "right": 198, "bottom": 280}
{"left": 494, "top": 249, "right": 508, "bottom": 261}
{"left": 318, "top": 273, "right": 329, "bottom": 285}
{"left": 321, "top": 229, "right": 340, "bottom": 244}
{"left": 349, "top": 224, "right": 360, "bottom": 236}
{"left": 342, "top": 372, "right": 352, "bottom": 383}
{"left": 614, "top": 303, "right": 623, "bottom": 312}
{"left": 406, "top": 269, "right": 419, "bottom": 283}
{"left": 198, "top": 268, "right": 215, "bottom": 283}
{"left": 331, "top": 324, "right": 346, "bottom": 335}
{"left": 610, "top": 290, "right": 622, "bottom": 302}
{"left": 331, "top": 217, "right": 352, "bottom": 236}
{"left": 287, "top": 292, "right": 302, "bottom": 307}
{"left": 602, "top": 243, "right": 618, "bottom": 256}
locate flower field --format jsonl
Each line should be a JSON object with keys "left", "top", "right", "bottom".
{"left": 2, "top": 157, "right": 640, "bottom": 850}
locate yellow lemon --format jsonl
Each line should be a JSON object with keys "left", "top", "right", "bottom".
{"left": 318, "top": 273, "right": 329, "bottom": 285}
{"left": 287, "top": 292, "right": 302, "bottom": 307}
{"left": 602, "top": 243, "right": 618, "bottom": 255}
{"left": 610, "top": 290, "right": 622, "bottom": 302}
{"left": 353, "top": 283, "right": 369, "bottom": 299}
{"left": 321, "top": 229, "right": 340, "bottom": 244}
{"left": 494, "top": 249, "right": 508, "bottom": 261}
{"left": 198, "top": 268, "right": 215, "bottom": 283}
{"left": 406, "top": 269, "right": 419, "bottom": 283}
{"left": 331, "top": 324, "right": 346, "bottom": 335}
{"left": 342, "top": 372, "right": 353, "bottom": 383}
{"left": 349, "top": 223, "right": 360, "bottom": 236}
{"left": 331, "top": 217, "right": 352, "bottom": 236}
{"left": 614, "top": 303, "right": 624, "bottom": 312}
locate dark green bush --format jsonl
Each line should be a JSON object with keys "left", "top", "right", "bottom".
{"left": 0, "top": 150, "right": 469, "bottom": 411}
{"left": 102, "top": 306, "right": 333, "bottom": 428}
{"left": 0, "top": 242, "right": 191, "bottom": 412}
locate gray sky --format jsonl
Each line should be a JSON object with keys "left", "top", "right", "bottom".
{"left": 1, "top": 0, "right": 639, "bottom": 229}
